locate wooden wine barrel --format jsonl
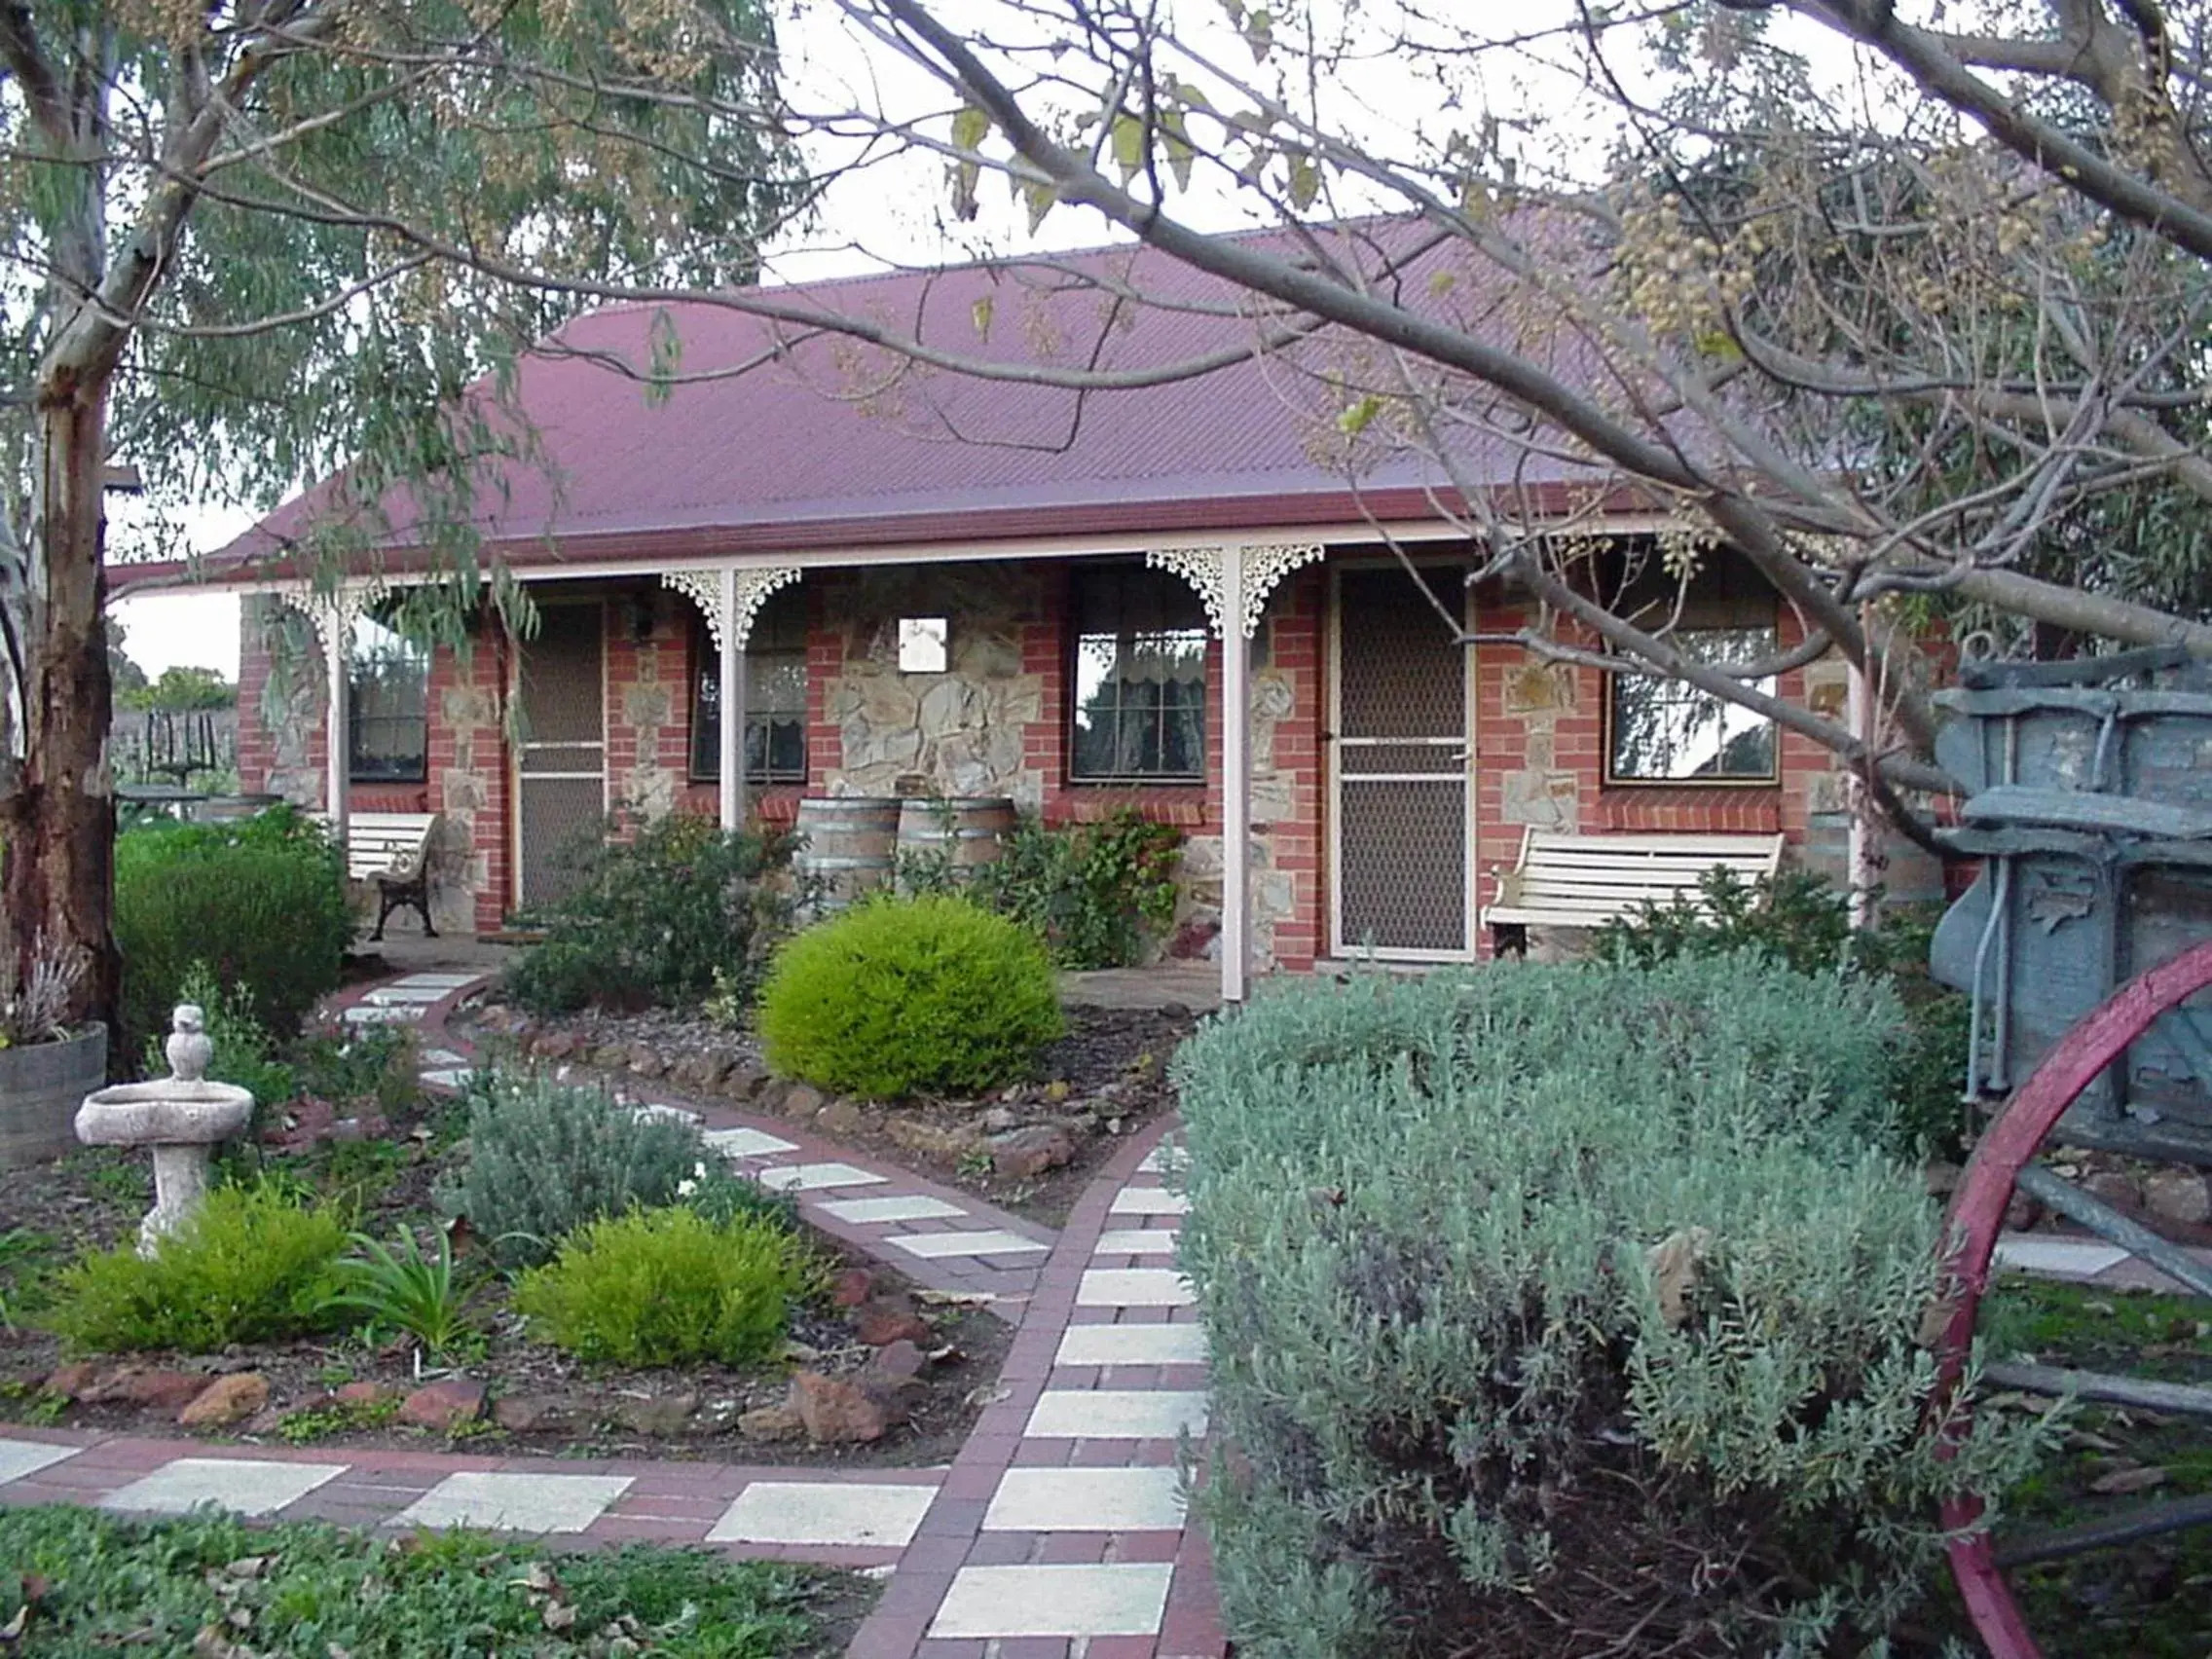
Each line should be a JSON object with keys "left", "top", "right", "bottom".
{"left": 793, "top": 796, "right": 901, "bottom": 913}
{"left": 0, "top": 1024, "right": 108, "bottom": 1169}
{"left": 897, "top": 796, "right": 1016, "bottom": 877}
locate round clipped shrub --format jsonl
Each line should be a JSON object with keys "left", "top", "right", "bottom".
{"left": 510, "top": 1206, "right": 807, "bottom": 1368}
{"left": 755, "top": 895, "right": 1064, "bottom": 1099}
{"left": 48, "top": 1182, "right": 348, "bottom": 1354}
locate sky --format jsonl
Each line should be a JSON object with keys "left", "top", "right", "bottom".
{"left": 106, "top": 0, "right": 1864, "bottom": 682}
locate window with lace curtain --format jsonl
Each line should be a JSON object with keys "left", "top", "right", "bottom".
{"left": 348, "top": 610, "right": 428, "bottom": 784}
{"left": 1069, "top": 564, "right": 1208, "bottom": 782}
{"left": 690, "top": 585, "right": 808, "bottom": 783}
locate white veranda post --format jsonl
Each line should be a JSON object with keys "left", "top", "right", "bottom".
{"left": 662, "top": 566, "right": 800, "bottom": 834}
{"left": 1145, "top": 541, "right": 1325, "bottom": 1005}
{"left": 719, "top": 568, "right": 743, "bottom": 830}
{"left": 1220, "top": 543, "right": 1249, "bottom": 1004}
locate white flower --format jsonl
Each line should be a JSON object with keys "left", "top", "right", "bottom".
{"left": 693, "top": 1161, "right": 708, "bottom": 1180}
{"left": 676, "top": 1178, "right": 698, "bottom": 1198}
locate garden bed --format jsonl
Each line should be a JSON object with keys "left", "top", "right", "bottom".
{"left": 461, "top": 999, "right": 1195, "bottom": 1228}
{"left": 0, "top": 1135, "right": 1008, "bottom": 1468}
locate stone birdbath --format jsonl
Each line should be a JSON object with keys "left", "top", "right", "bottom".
{"left": 76, "top": 1005, "right": 255, "bottom": 1255}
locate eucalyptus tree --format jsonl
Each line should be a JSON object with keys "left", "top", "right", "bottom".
{"left": 1, "top": 0, "right": 799, "bottom": 1022}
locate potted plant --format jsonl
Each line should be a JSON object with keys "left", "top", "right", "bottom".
{"left": 0, "top": 941, "right": 106, "bottom": 1168}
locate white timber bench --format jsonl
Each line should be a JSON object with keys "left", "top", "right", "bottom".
{"left": 1481, "top": 829, "right": 1786, "bottom": 958}
{"left": 324, "top": 812, "right": 445, "bottom": 940}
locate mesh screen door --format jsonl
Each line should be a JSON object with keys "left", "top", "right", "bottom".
{"left": 516, "top": 600, "right": 606, "bottom": 908}
{"left": 1332, "top": 566, "right": 1471, "bottom": 956}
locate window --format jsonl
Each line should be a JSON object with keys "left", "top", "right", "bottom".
{"left": 1604, "top": 555, "right": 1779, "bottom": 784}
{"left": 692, "top": 585, "right": 808, "bottom": 783}
{"left": 1069, "top": 565, "right": 1208, "bottom": 782}
{"left": 347, "top": 611, "right": 428, "bottom": 783}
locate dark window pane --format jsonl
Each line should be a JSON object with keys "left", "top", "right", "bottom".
{"left": 1069, "top": 567, "right": 1208, "bottom": 782}
{"left": 1607, "top": 626, "right": 1780, "bottom": 782}
{"left": 692, "top": 588, "right": 808, "bottom": 784}
{"left": 347, "top": 614, "right": 428, "bottom": 784}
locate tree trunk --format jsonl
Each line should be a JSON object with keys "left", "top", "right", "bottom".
{"left": 5, "top": 370, "right": 120, "bottom": 1035}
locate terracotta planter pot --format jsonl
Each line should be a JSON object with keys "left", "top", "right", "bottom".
{"left": 0, "top": 1023, "right": 109, "bottom": 1169}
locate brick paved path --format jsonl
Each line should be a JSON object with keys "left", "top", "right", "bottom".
{"left": 0, "top": 970, "right": 1227, "bottom": 1657}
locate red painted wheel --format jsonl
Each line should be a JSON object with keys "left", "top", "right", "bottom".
{"left": 1932, "top": 938, "right": 2212, "bottom": 1658}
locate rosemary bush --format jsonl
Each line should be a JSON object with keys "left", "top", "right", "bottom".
{"left": 441, "top": 1069, "right": 706, "bottom": 1267}
{"left": 1174, "top": 957, "right": 2049, "bottom": 1659}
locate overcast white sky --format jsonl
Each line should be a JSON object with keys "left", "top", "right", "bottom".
{"left": 109, "top": 0, "right": 1862, "bottom": 680}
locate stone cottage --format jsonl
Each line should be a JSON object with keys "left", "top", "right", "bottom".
{"left": 119, "top": 226, "right": 1916, "bottom": 1002}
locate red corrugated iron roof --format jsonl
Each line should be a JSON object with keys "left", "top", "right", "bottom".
{"left": 201, "top": 221, "right": 1611, "bottom": 575}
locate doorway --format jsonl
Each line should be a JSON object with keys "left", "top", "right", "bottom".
{"left": 1328, "top": 564, "right": 1475, "bottom": 958}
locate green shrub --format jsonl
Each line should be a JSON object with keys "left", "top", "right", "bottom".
{"left": 512, "top": 1205, "right": 806, "bottom": 1368}
{"left": 756, "top": 894, "right": 1064, "bottom": 1098}
{"left": 442, "top": 1068, "right": 706, "bottom": 1266}
{"left": 47, "top": 1182, "right": 347, "bottom": 1353}
{"left": 1173, "top": 959, "right": 2050, "bottom": 1659}
{"left": 964, "top": 810, "right": 1183, "bottom": 969}
{"left": 1594, "top": 867, "right": 1972, "bottom": 1156}
{"left": 115, "top": 805, "right": 351, "bottom": 1053}
{"left": 502, "top": 814, "right": 797, "bottom": 1014}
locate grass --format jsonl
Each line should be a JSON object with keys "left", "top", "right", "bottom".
{"left": 1956, "top": 1274, "right": 2212, "bottom": 1658}
{"left": 0, "top": 1505, "right": 862, "bottom": 1656}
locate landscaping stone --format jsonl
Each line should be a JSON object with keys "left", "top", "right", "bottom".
{"left": 854, "top": 1298, "right": 932, "bottom": 1347}
{"left": 672, "top": 1052, "right": 731, "bottom": 1092}
{"left": 42, "top": 1361, "right": 100, "bottom": 1400}
{"left": 783, "top": 1083, "right": 828, "bottom": 1119}
{"left": 817, "top": 1099, "right": 867, "bottom": 1137}
{"left": 830, "top": 1267, "right": 876, "bottom": 1309}
{"left": 399, "top": 1378, "right": 487, "bottom": 1429}
{"left": 737, "top": 1402, "right": 805, "bottom": 1441}
{"left": 2146, "top": 1168, "right": 2212, "bottom": 1226}
{"left": 492, "top": 1393, "right": 592, "bottom": 1433}
{"left": 989, "top": 1124, "right": 1075, "bottom": 1178}
{"left": 591, "top": 1044, "right": 629, "bottom": 1071}
{"left": 532, "top": 1031, "right": 579, "bottom": 1060}
{"left": 2005, "top": 1190, "right": 2043, "bottom": 1232}
{"left": 334, "top": 1382, "right": 399, "bottom": 1408}
{"left": 978, "top": 1106, "right": 1019, "bottom": 1134}
{"left": 862, "top": 1339, "right": 927, "bottom": 1390}
{"left": 96, "top": 1368, "right": 209, "bottom": 1411}
{"left": 626, "top": 1045, "right": 666, "bottom": 1079}
{"left": 886, "top": 1117, "right": 980, "bottom": 1161}
{"left": 612, "top": 1392, "right": 698, "bottom": 1435}
{"left": 178, "top": 1373, "right": 268, "bottom": 1428}
{"left": 722, "top": 1064, "right": 769, "bottom": 1102}
{"left": 788, "top": 1371, "right": 888, "bottom": 1443}
{"left": 2084, "top": 1170, "right": 2145, "bottom": 1212}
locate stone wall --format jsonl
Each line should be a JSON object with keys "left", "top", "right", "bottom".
{"left": 812, "top": 567, "right": 1051, "bottom": 806}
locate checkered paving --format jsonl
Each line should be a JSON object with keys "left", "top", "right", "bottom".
{"left": 842, "top": 1126, "right": 1226, "bottom": 1659}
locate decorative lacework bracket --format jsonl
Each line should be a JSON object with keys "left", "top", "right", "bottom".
{"left": 273, "top": 585, "right": 370, "bottom": 661}
{"left": 1238, "top": 542, "right": 1325, "bottom": 638}
{"left": 662, "top": 567, "right": 800, "bottom": 650}
{"left": 1146, "top": 541, "right": 1324, "bottom": 639}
